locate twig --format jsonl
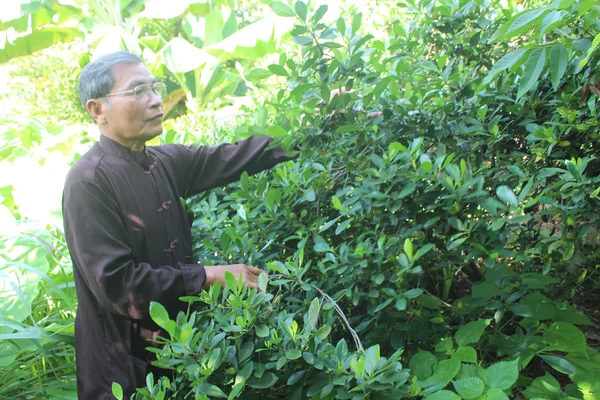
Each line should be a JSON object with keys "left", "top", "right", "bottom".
{"left": 423, "top": 289, "right": 454, "bottom": 308}
{"left": 308, "top": 283, "right": 365, "bottom": 354}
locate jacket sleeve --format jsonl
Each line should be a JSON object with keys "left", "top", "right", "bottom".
{"left": 161, "top": 136, "right": 292, "bottom": 197}
{"left": 63, "top": 178, "right": 206, "bottom": 322}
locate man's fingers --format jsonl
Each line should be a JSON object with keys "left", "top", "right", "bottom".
{"left": 247, "top": 266, "right": 263, "bottom": 275}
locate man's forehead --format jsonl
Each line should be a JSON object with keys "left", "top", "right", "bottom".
{"left": 111, "top": 63, "right": 155, "bottom": 87}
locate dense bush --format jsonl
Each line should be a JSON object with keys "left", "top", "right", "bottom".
{"left": 1, "top": 0, "right": 598, "bottom": 399}
{"left": 115, "top": 1, "right": 600, "bottom": 399}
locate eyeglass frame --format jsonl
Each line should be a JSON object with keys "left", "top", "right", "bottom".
{"left": 103, "top": 82, "right": 166, "bottom": 101}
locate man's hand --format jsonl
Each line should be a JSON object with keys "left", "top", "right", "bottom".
{"left": 203, "top": 264, "right": 264, "bottom": 289}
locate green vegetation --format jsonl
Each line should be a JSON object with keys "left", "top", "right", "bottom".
{"left": 1, "top": 0, "right": 599, "bottom": 399}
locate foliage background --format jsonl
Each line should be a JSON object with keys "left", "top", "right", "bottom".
{"left": 0, "top": 0, "right": 599, "bottom": 399}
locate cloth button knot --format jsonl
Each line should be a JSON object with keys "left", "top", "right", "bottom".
{"left": 164, "top": 239, "right": 178, "bottom": 253}
{"left": 156, "top": 200, "right": 172, "bottom": 213}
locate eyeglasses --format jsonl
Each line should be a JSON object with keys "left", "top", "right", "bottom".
{"left": 104, "top": 82, "right": 166, "bottom": 101}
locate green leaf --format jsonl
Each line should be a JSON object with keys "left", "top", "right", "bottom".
{"left": 482, "top": 48, "right": 529, "bottom": 85}
{"left": 518, "top": 48, "right": 547, "bottom": 99}
{"left": 247, "top": 372, "right": 278, "bottom": 389}
{"left": 538, "top": 355, "right": 577, "bottom": 374}
{"left": 543, "top": 321, "right": 587, "bottom": 353}
{"left": 197, "top": 382, "right": 227, "bottom": 398}
{"left": 482, "top": 359, "right": 519, "bottom": 390}
{"left": 454, "top": 346, "right": 478, "bottom": 364}
{"left": 419, "top": 358, "right": 461, "bottom": 391}
{"left": 268, "top": 64, "right": 289, "bottom": 76}
{"left": 455, "top": 319, "right": 491, "bottom": 346}
{"left": 453, "top": 377, "right": 485, "bottom": 399}
{"left": 257, "top": 273, "right": 268, "bottom": 293}
{"left": 294, "top": 1, "right": 307, "bottom": 20}
{"left": 491, "top": 9, "right": 547, "bottom": 43}
{"left": 112, "top": 382, "right": 123, "bottom": 400}
{"left": 404, "top": 238, "right": 413, "bottom": 258}
{"left": 496, "top": 185, "right": 518, "bottom": 207}
{"left": 313, "top": 235, "right": 331, "bottom": 253}
{"left": 352, "top": 12, "right": 362, "bottom": 34}
{"left": 149, "top": 302, "right": 170, "bottom": 330}
{"left": 539, "top": 10, "right": 567, "bottom": 36}
{"left": 267, "top": 125, "right": 287, "bottom": 137}
{"left": 160, "top": 37, "right": 217, "bottom": 73}
{"left": 549, "top": 44, "right": 568, "bottom": 91}
{"left": 0, "top": 28, "right": 84, "bottom": 63}
{"left": 270, "top": 2, "right": 296, "bottom": 17}
{"left": 238, "top": 342, "right": 254, "bottom": 363}
{"left": 486, "top": 388, "right": 509, "bottom": 400}
{"left": 404, "top": 288, "right": 423, "bottom": 299}
{"left": 255, "top": 325, "right": 269, "bottom": 338}
{"left": 426, "top": 390, "right": 461, "bottom": 400}
{"left": 287, "top": 370, "right": 306, "bottom": 385}
{"left": 247, "top": 68, "right": 272, "bottom": 80}
{"left": 364, "top": 344, "right": 380, "bottom": 376}
{"left": 224, "top": 271, "right": 237, "bottom": 291}
{"left": 286, "top": 349, "right": 302, "bottom": 360}
{"left": 523, "top": 374, "right": 562, "bottom": 400}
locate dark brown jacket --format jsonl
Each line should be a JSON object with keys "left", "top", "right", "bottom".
{"left": 62, "top": 135, "right": 288, "bottom": 399}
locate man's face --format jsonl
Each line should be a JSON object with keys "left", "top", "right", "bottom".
{"left": 98, "top": 63, "right": 163, "bottom": 145}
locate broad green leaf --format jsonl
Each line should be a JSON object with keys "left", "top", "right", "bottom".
{"left": 286, "top": 349, "right": 302, "bottom": 360}
{"left": 523, "top": 374, "right": 562, "bottom": 400}
{"left": 160, "top": 37, "right": 217, "bottom": 73}
{"left": 247, "top": 68, "right": 272, "bottom": 80}
{"left": 313, "top": 235, "right": 331, "bottom": 253}
{"left": 404, "top": 238, "right": 413, "bottom": 258}
{"left": 112, "top": 383, "right": 123, "bottom": 400}
{"left": 518, "top": 48, "right": 547, "bottom": 99}
{"left": 482, "top": 359, "right": 519, "bottom": 390}
{"left": 496, "top": 185, "right": 518, "bottom": 207}
{"left": 549, "top": 44, "right": 568, "bottom": 91}
{"left": 270, "top": 2, "right": 296, "bottom": 17}
{"left": 455, "top": 319, "right": 491, "bottom": 346}
{"left": 238, "top": 342, "right": 254, "bottom": 363}
{"left": 149, "top": 302, "right": 170, "bottom": 330}
{"left": 268, "top": 64, "right": 289, "bottom": 76}
{"left": 538, "top": 355, "right": 577, "bottom": 374}
{"left": 364, "top": 345, "right": 380, "bottom": 376}
{"left": 453, "top": 377, "right": 485, "bottom": 399}
{"left": 543, "top": 321, "right": 587, "bottom": 353}
{"left": 267, "top": 125, "right": 287, "bottom": 137}
{"left": 0, "top": 28, "right": 83, "bottom": 63}
{"left": 224, "top": 271, "right": 237, "bottom": 291}
{"left": 306, "top": 297, "right": 320, "bottom": 332}
{"left": 578, "top": 32, "right": 600, "bottom": 68}
{"left": 539, "top": 10, "right": 567, "bottom": 36}
{"left": 255, "top": 325, "right": 269, "bottom": 338}
{"left": 287, "top": 370, "right": 305, "bottom": 385}
{"left": 404, "top": 288, "right": 424, "bottom": 299}
{"left": 196, "top": 382, "right": 227, "bottom": 398}
{"left": 486, "top": 388, "right": 509, "bottom": 400}
{"left": 352, "top": 12, "right": 362, "bottom": 34}
{"left": 294, "top": 1, "right": 307, "bottom": 21}
{"left": 247, "top": 372, "right": 278, "bottom": 389}
{"left": 419, "top": 358, "right": 461, "bottom": 391}
{"left": 410, "top": 351, "right": 438, "bottom": 381}
{"left": 482, "top": 49, "right": 529, "bottom": 85}
{"left": 491, "top": 9, "right": 547, "bottom": 43}
{"left": 426, "top": 390, "right": 461, "bottom": 400}
{"left": 454, "top": 346, "right": 477, "bottom": 363}
{"left": 257, "top": 272, "right": 268, "bottom": 293}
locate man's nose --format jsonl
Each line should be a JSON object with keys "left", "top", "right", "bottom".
{"left": 148, "top": 90, "right": 162, "bottom": 107}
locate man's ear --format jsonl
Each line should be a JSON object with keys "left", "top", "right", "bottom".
{"left": 86, "top": 98, "right": 108, "bottom": 124}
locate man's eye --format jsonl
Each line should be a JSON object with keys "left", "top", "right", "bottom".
{"left": 133, "top": 87, "right": 144, "bottom": 96}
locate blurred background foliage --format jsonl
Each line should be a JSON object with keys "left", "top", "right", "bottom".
{"left": 0, "top": 0, "right": 599, "bottom": 399}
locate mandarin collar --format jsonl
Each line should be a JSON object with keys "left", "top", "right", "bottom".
{"left": 99, "top": 135, "right": 154, "bottom": 169}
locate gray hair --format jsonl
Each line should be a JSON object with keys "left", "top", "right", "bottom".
{"left": 77, "top": 51, "right": 143, "bottom": 111}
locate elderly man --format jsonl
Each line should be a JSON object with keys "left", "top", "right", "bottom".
{"left": 62, "top": 51, "right": 291, "bottom": 398}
